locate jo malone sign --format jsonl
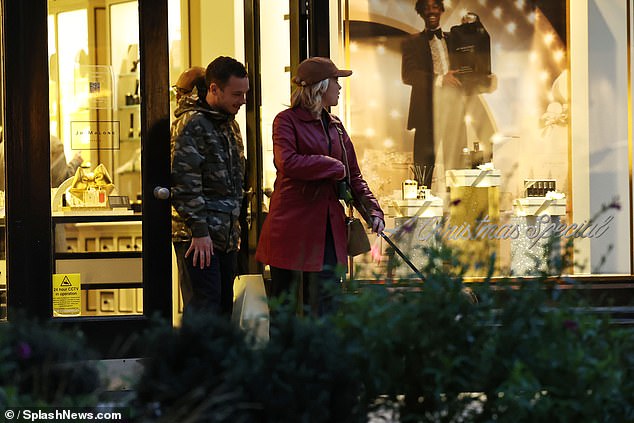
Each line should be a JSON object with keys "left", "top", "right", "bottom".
{"left": 70, "top": 120, "right": 120, "bottom": 150}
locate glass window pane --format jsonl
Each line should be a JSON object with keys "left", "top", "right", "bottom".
{"left": 336, "top": 0, "right": 627, "bottom": 279}
{"left": 48, "top": 0, "right": 142, "bottom": 317}
{"left": 260, "top": 3, "right": 291, "bottom": 194}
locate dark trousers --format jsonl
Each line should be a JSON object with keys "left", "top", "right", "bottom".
{"left": 269, "top": 220, "right": 339, "bottom": 317}
{"left": 174, "top": 241, "right": 237, "bottom": 319}
{"left": 413, "top": 126, "right": 435, "bottom": 189}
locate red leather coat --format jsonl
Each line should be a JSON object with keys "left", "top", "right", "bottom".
{"left": 256, "top": 106, "right": 384, "bottom": 272}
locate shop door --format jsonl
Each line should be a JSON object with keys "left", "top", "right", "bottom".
{"left": 4, "top": 0, "right": 171, "bottom": 355}
{"left": 48, "top": 0, "right": 171, "bottom": 350}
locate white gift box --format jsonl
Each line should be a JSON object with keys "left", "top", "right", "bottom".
{"left": 382, "top": 215, "right": 441, "bottom": 279}
{"left": 389, "top": 197, "right": 444, "bottom": 218}
{"left": 513, "top": 196, "right": 566, "bottom": 217}
{"left": 510, "top": 215, "right": 563, "bottom": 276}
{"left": 446, "top": 168, "right": 501, "bottom": 187}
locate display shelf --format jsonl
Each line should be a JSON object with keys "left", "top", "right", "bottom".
{"left": 52, "top": 212, "right": 141, "bottom": 223}
{"left": 55, "top": 252, "right": 142, "bottom": 260}
{"left": 52, "top": 214, "right": 143, "bottom": 298}
{"left": 79, "top": 282, "right": 143, "bottom": 291}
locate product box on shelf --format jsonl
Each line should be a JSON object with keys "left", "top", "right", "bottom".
{"left": 524, "top": 179, "right": 556, "bottom": 197}
{"left": 446, "top": 168, "right": 501, "bottom": 187}
{"left": 510, "top": 194, "right": 566, "bottom": 275}
{"left": 388, "top": 197, "right": 444, "bottom": 218}
{"left": 446, "top": 168, "right": 501, "bottom": 276}
{"left": 513, "top": 196, "right": 566, "bottom": 217}
{"left": 510, "top": 215, "right": 563, "bottom": 276}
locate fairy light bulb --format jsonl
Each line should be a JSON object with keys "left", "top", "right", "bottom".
{"left": 543, "top": 33, "right": 555, "bottom": 46}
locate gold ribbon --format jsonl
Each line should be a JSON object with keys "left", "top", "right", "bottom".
{"left": 68, "top": 164, "right": 115, "bottom": 202}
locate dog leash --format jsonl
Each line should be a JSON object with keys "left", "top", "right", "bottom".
{"left": 379, "top": 232, "right": 424, "bottom": 280}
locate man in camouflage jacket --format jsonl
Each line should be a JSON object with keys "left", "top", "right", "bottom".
{"left": 171, "top": 56, "right": 248, "bottom": 317}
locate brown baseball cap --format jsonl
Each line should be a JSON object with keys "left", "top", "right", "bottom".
{"left": 292, "top": 57, "right": 352, "bottom": 86}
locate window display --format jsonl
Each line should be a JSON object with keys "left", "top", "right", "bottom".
{"left": 336, "top": 0, "right": 627, "bottom": 278}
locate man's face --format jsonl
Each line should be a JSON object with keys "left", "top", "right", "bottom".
{"left": 207, "top": 75, "right": 249, "bottom": 115}
{"left": 421, "top": 0, "right": 443, "bottom": 30}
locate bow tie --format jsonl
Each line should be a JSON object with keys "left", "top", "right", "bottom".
{"left": 427, "top": 28, "right": 443, "bottom": 40}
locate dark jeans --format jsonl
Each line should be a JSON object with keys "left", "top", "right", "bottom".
{"left": 174, "top": 241, "right": 237, "bottom": 319}
{"left": 269, "top": 220, "right": 339, "bottom": 317}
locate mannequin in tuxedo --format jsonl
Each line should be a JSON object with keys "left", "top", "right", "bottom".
{"left": 402, "top": 0, "right": 467, "bottom": 189}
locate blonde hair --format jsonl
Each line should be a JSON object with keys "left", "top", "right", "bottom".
{"left": 290, "top": 79, "right": 329, "bottom": 116}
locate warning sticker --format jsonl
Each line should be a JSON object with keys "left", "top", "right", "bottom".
{"left": 52, "top": 273, "right": 81, "bottom": 317}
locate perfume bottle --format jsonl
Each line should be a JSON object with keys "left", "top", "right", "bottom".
{"left": 461, "top": 147, "right": 471, "bottom": 169}
{"left": 402, "top": 179, "right": 418, "bottom": 200}
{"left": 470, "top": 141, "right": 484, "bottom": 169}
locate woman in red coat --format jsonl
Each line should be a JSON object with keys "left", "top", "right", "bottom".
{"left": 255, "top": 57, "right": 385, "bottom": 315}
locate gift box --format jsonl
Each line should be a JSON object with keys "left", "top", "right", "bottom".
{"left": 66, "top": 164, "right": 116, "bottom": 209}
{"left": 446, "top": 168, "right": 501, "bottom": 276}
{"left": 383, "top": 216, "right": 442, "bottom": 279}
{"left": 389, "top": 197, "right": 444, "bottom": 218}
{"left": 446, "top": 168, "right": 501, "bottom": 188}
{"left": 513, "top": 196, "right": 566, "bottom": 217}
{"left": 510, "top": 195, "right": 566, "bottom": 275}
{"left": 510, "top": 215, "right": 563, "bottom": 276}
{"left": 449, "top": 12, "right": 492, "bottom": 95}
{"left": 383, "top": 195, "right": 444, "bottom": 279}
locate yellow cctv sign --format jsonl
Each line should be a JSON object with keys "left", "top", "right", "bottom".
{"left": 52, "top": 273, "right": 81, "bottom": 316}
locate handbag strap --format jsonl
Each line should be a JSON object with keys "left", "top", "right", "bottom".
{"left": 335, "top": 125, "right": 372, "bottom": 222}
{"left": 334, "top": 125, "right": 353, "bottom": 218}
{"left": 335, "top": 125, "right": 352, "bottom": 187}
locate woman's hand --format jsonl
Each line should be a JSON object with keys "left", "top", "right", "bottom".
{"left": 371, "top": 217, "right": 385, "bottom": 234}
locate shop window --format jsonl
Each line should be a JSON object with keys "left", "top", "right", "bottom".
{"left": 260, "top": 3, "right": 291, "bottom": 200}
{"left": 335, "top": 0, "right": 628, "bottom": 278}
{"left": 48, "top": 0, "right": 143, "bottom": 317}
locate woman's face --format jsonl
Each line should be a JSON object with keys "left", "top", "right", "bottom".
{"left": 321, "top": 77, "right": 341, "bottom": 108}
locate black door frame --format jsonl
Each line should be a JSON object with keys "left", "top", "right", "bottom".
{"left": 2, "top": 0, "right": 172, "bottom": 357}
{"left": 290, "top": 0, "right": 330, "bottom": 69}
{"left": 3, "top": 0, "right": 53, "bottom": 319}
{"left": 243, "top": 0, "right": 264, "bottom": 275}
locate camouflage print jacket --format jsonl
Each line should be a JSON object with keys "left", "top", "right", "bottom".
{"left": 170, "top": 96, "right": 245, "bottom": 252}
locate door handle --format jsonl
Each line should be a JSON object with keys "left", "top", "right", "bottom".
{"left": 153, "top": 186, "right": 170, "bottom": 200}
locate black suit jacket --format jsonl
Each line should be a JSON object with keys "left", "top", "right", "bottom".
{"left": 401, "top": 30, "right": 457, "bottom": 132}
